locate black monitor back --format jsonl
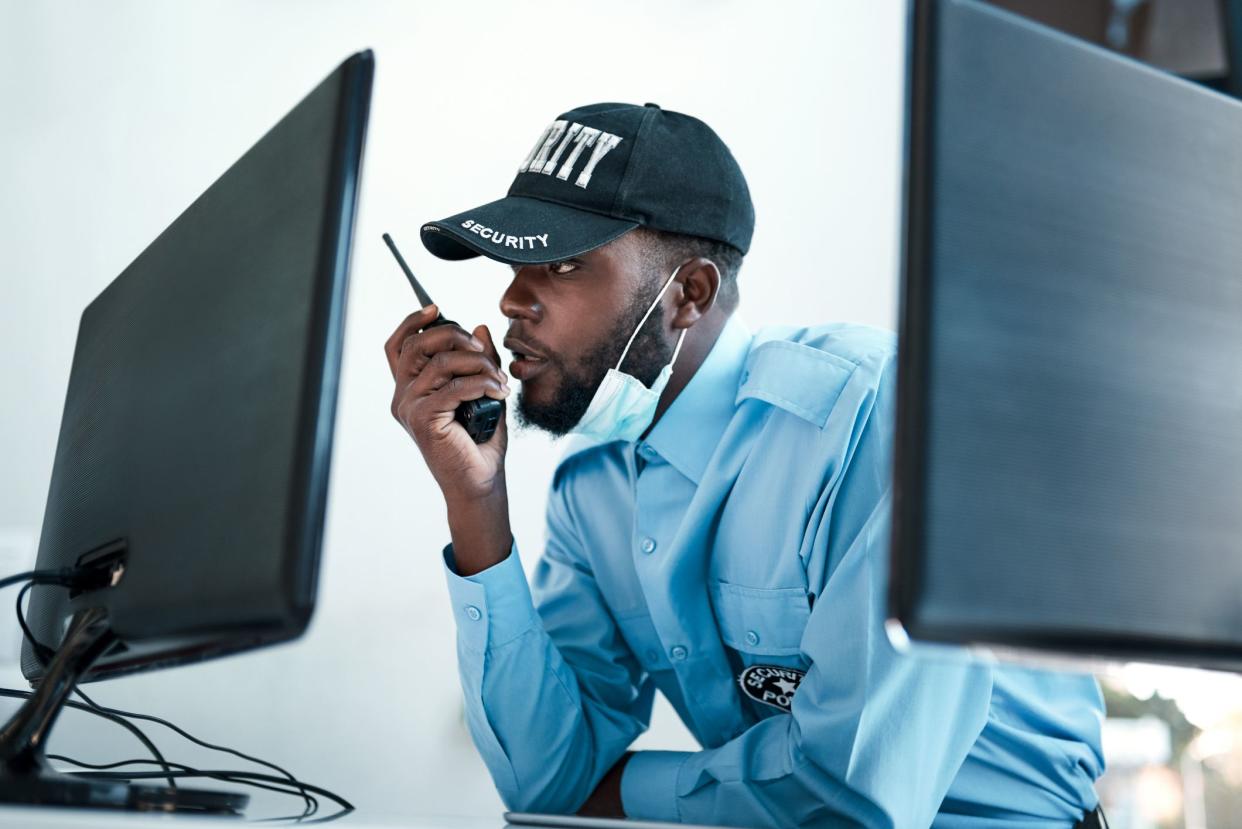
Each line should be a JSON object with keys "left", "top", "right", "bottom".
{"left": 891, "top": 1, "right": 1242, "bottom": 667}
{"left": 24, "top": 51, "right": 373, "bottom": 682}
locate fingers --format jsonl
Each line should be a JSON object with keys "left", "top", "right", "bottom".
{"left": 429, "top": 372, "right": 510, "bottom": 409}
{"left": 384, "top": 305, "right": 439, "bottom": 379}
{"left": 395, "top": 371, "right": 510, "bottom": 429}
{"left": 472, "top": 324, "right": 503, "bottom": 370}
{"left": 386, "top": 311, "right": 486, "bottom": 381}
{"left": 384, "top": 304, "right": 513, "bottom": 448}
{"left": 406, "top": 349, "right": 507, "bottom": 397}
{"left": 459, "top": 327, "right": 510, "bottom": 447}
{"left": 391, "top": 345, "right": 509, "bottom": 425}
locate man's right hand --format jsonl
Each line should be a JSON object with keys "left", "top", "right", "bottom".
{"left": 385, "top": 304, "right": 511, "bottom": 502}
{"left": 386, "top": 304, "right": 515, "bottom": 576}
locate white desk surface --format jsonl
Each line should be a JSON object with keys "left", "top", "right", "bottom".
{"left": 0, "top": 805, "right": 513, "bottom": 828}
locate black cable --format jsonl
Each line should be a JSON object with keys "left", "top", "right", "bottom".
{"left": 9, "top": 569, "right": 85, "bottom": 665}
{"left": 0, "top": 688, "right": 178, "bottom": 790}
{"left": 0, "top": 567, "right": 76, "bottom": 591}
{"left": 73, "top": 687, "right": 315, "bottom": 819}
{"left": 0, "top": 571, "right": 36, "bottom": 591}
{"left": 0, "top": 686, "right": 338, "bottom": 822}
{"left": 65, "top": 767, "right": 354, "bottom": 823}
{"left": 4, "top": 573, "right": 177, "bottom": 790}
{"left": 48, "top": 755, "right": 321, "bottom": 819}
{"left": 11, "top": 571, "right": 106, "bottom": 665}
{"left": 2, "top": 567, "right": 345, "bottom": 822}
{"left": 15, "top": 581, "right": 56, "bottom": 665}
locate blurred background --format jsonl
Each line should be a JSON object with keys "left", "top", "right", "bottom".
{"left": 1, "top": 1, "right": 1239, "bottom": 826}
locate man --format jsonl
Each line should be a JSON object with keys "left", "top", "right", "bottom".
{"left": 385, "top": 102, "right": 1107, "bottom": 827}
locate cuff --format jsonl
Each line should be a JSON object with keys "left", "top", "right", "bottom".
{"left": 621, "top": 750, "right": 689, "bottom": 822}
{"left": 442, "top": 540, "right": 540, "bottom": 652}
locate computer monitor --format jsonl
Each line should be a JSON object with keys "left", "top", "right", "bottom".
{"left": 889, "top": 0, "right": 1242, "bottom": 668}
{"left": 0, "top": 50, "right": 372, "bottom": 811}
{"left": 982, "top": 0, "right": 1241, "bottom": 97}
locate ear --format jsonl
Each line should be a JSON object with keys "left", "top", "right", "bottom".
{"left": 669, "top": 257, "right": 720, "bottom": 329}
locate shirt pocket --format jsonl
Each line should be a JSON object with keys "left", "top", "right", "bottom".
{"left": 710, "top": 579, "right": 812, "bottom": 658}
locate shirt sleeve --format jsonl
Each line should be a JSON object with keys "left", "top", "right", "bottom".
{"left": 621, "top": 353, "right": 996, "bottom": 828}
{"left": 442, "top": 468, "right": 655, "bottom": 814}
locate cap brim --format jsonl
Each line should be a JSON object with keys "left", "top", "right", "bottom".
{"left": 420, "top": 195, "right": 639, "bottom": 265}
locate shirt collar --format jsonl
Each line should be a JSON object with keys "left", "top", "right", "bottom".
{"left": 642, "top": 313, "right": 753, "bottom": 485}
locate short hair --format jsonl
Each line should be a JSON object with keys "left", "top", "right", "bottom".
{"left": 631, "top": 227, "right": 744, "bottom": 313}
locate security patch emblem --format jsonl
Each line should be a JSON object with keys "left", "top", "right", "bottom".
{"left": 738, "top": 665, "right": 805, "bottom": 712}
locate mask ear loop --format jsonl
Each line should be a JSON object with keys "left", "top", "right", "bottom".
{"left": 615, "top": 263, "right": 686, "bottom": 373}
{"left": 667, "top": 327, "right": 688, "bottom": 373}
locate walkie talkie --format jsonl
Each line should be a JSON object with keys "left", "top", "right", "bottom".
{"left": 383, "top": 233, "right": 504, "bottom": 444}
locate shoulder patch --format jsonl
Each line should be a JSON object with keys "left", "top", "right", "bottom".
{"left": 738, "top": 664, "right": 805, "bottom": 712}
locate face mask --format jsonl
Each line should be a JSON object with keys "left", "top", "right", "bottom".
{"left": 571, "top": 264, "right": 688, "bottom": 443}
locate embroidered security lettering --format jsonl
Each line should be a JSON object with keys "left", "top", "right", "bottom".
{"left": 517, "top": 120, "right": 623, "bottom": 189}
{"left": 738, "top": 665, "right": 805, "bottom": 713}
{"left": 460, "top": 220, "right": 548, "bottom": 251}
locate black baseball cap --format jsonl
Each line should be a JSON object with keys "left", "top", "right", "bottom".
{"left": 419, "top": 102, "right": 754, "bottom": 265}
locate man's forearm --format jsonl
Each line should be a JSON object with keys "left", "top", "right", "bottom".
{"left": 446, "top": 487, "right": 513, "bottom": 576}
{"left": 576, "top": 751, "right": 633, "bottom": 818}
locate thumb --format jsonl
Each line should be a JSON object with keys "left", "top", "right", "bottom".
{"left": 473, "top": 324, "right": 503, "bottom": 370}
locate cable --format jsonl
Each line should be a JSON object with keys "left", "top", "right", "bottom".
{"left": 0, "top": 683, "right": 335, "bottom": 822}
{"left": 0, "top": 567, "right": 76, "bottom": 592}
{"left": 3, "top": 573, "right": 177, "bottom": 789}
{"left": 63, "top": 766, "right": 354, "bottom": 823}
{"left": 12, "top": 577, "right": 185, "bottom": 793}
{"left": 6, "top": 568, "right": 84, "bottom": 666}
{"left": 73, "top": 688, "right": 315, "bottom": 819}
{"left": 0, "top": 571, "right": 37, "bottom": 591}
{"left": 47, "top": 755, "right": 321, "bottom": 819}
{"left": 0, "top": 688, "right": 178, "bottom": 790}
{"left": 10, "top": 580, "right": 177, "bottom": 789}
{"left": 15, "top": 581, "right": 56, "bottom": 665}
{"left": 1, "top": 567, "right": 347, "bottom": 822}
{"left": 10, "top": 569, "right": 107, "bottom": 665}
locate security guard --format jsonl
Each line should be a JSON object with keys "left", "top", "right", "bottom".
{"left": 385, "top": 103, "right": 1108, "bottom": 827}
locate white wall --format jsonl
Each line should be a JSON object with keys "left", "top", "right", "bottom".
{"left": 0, "top": 1, "right": 907, "bottom": 819}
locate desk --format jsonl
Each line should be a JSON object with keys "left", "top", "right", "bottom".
{"left": 0, "top": 806, "right": 513, "bottom": 829}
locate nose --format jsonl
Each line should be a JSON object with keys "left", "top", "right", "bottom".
{"left": 499, "top": 267, "right": 543, "bottom": 323}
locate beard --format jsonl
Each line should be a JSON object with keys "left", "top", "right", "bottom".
{"left": 513, "top": 276, "right": 675, "bottom": 438}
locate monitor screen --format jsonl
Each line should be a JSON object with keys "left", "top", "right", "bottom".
{"left": 890, "top": 0, "right": 1242, "bottom": 667}
{"left": 984, "top": 0, "right": 1234, "bottom": 83}
{"left": 22, "top": 51, "right": 373, "bottom": 683}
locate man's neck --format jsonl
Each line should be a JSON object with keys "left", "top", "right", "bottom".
{"left": 640, "top": 310, "right": 730, "bottom": 441}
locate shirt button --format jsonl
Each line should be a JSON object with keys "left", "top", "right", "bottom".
{"left": 745, "top": 630, "right": 760, "bottom": 646}
{"left": 640, "top": 537, "right": 657, "bottom": 555}
{"left": 464, "top": 605, "right": 482, "bottom": 621}
{"left": 670, "top": 645, "right": 688, "bottom": 661}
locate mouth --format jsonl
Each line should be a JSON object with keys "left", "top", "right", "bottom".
{"left": 504, "top": 337, "right": 549, "bottom": 381}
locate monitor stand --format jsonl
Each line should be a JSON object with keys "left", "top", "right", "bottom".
{"left": 0, "top": 605, "right": 248, "bottom": 814}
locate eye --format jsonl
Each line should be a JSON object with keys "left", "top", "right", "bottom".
{"left": 548, "top": 260, "right": 578, "bottom": 275}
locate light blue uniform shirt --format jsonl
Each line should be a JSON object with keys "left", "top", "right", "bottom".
{"left": 442, "top": 314, "right": 1105, "bottom": 828}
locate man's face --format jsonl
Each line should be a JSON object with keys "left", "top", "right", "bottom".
{"left": 500, "top": 231, "right": 675, "bottom": 437}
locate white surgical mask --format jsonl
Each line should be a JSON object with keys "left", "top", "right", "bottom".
{"left": 571, "top": 264, "right": 688, "bottom": 443}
